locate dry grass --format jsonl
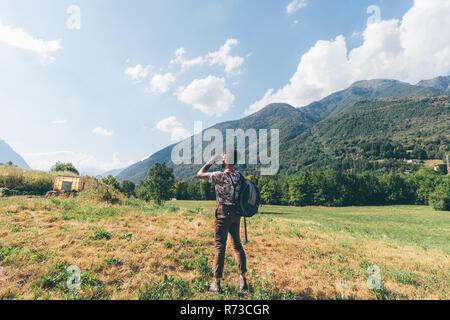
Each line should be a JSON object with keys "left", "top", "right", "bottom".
{"left": 0, "top": 196, "right": 448, "bottom": 300}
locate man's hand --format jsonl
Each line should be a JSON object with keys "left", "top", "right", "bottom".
{"left": 209, "top": 154, "right": 224, "bottom": 165}
{"left": 197, "top": 154, "right": 223, "bottom": 181}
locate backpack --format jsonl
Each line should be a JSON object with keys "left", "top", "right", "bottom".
{"left": 228, "top": 172, "right": 261, "bottom": 218}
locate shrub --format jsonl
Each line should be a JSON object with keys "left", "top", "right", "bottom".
{"left": 51, "top": 162, "right": 79, "bottom": 175}
{"left": 91, "top": 228, "right": 112, "bottom": 240}
{"left": 105, "top": 257, "right": 123, "bottom": 266}
{"left": 0, "top": 188, "right": 19, "bottom": 197}
{"left": 102, "top": 175, "right": 120, "bottom": 190}
{"left": 79, "top": 181, "right": 124, "bottom": 204}
{"left": 164, "top": 240, "right": 175, "bottom": 249}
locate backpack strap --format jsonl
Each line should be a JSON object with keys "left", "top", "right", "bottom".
{"left": 226, "top": 171, "right": 242, "bottom": 204}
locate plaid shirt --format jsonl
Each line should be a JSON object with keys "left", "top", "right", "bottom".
{"left": 206, "top": 169, "right": 242, "bottom": 206}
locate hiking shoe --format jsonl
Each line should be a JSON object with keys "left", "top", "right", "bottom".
{"left": 209, "top": 281, "right": 222, "bottom": 293}
{"left": 239, "top": 277, "right": 248, "bottom": 291}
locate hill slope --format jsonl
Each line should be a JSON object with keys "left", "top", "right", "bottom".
{"left": 0, "top": 140, "right": 31, "bottom": 169}
{"left": 118, "top": 79, "right": 448, "bottom": 182}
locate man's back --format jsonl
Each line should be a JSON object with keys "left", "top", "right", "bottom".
{"left": 206, "top": 168, "right": 241, "bottom": 206}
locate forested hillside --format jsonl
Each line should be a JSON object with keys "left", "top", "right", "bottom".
{"left": 280, "top": 96, "right": 450, "bottom": 175}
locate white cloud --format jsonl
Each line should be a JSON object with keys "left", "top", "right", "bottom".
{"left": 124, "top": 64, "right": 152, "bottom": 82}
{"left": 207, "top": 39, "right": 244, "bottom": 75}
{"left": 148, "top": 72, "right": 176, "bottom": 95}
{"left": 155, "top": 116, "right": 191, "bottom": 142}
{"left": 169, "top": 40, "right": 244, "bottom": 75}
{"left": 247, "top": 0, "right": 450, "bottom": 115}
{"left": 92, "top": 127, "right": 113, "bottom": 137}
{"left": 286, "top": 0, "right": 307, "bottom": 14}
{"left": 175, "top": 75, "right": 235, "bottom": 117}
{"left": 52, "top": 120, "right": 67, "bottom": 125}
{"left": 0, "top": 19, "right": 62, "bottom": 63}
{"left": 170, "top": 47, "right": 204, "bottom": 71}
{"left": 23, "top": 151, "right": 133, "bottom": 175}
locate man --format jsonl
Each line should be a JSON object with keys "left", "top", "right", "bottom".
{"left": 197, "top": 149, "right": 248, "bottom": 293}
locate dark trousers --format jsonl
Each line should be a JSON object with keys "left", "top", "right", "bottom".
{"left": 214, "top": 209, "right": 247, "bottom": 279}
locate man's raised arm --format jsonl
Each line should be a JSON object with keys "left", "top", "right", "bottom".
{"left": 197, "top": 154, "right": 223, "bottom": 181}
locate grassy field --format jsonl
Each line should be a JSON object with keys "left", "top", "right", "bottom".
{"left": 0, "top": 196, "right": 448, "bottom": 300}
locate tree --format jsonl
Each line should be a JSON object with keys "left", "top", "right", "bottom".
{"left": 406, "top": 168, "right": 440, "bottom": 205}
{"left": 120, "top": 180, "right": 135, "bottom": 198}
{"left": 135, "top": 180, "right": 151, "bottom": 201}
{"left": 380, "top": 172, "right": 413, "bottom": 205}
{"left": 187, "top": 180, "right": 202, "bottom": 200}
{"left": 288, "top": 172, "right": 313, "bottom": 206}
{"left": 200, "top": 180, "right": 215, "bottom": 200}
{"left": 51, "top": 162, "right": 79, "bottom": 175}
{"left": 357, "top": 172, "right": 384, "bottom": 205}
{"left": 173, "top": 181, "right": 189, "bottom": 200}
{"left": 258, "top": 176, "right": 281, "bottom": 205}
{"left": 429, "top": 179, "right": 450, "bottom": 211}
{"left": 102, "top": 175, "right": 120, "bottom": 190}
{"left": 137, "top": 163, "right": 175, "bottom": 204}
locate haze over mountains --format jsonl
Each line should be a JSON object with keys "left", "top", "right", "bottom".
{"left": 117, "top": 76, "right": 450, "bottom": 182}
{"left": 99, "top": 168, "right": 125, "bottom": 178}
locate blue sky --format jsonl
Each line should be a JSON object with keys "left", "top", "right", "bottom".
{"left": 0, "top": 0, "right": 448, "bottom": 174}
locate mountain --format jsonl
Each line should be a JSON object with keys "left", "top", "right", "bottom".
{"left": 417, "top": 76, "right": 450, "bottom": 92}
{"left": 0, "top": 140, "right": 31, "bottom": 169}
{"left": 117, "top": 103, "right": 316, "bottom": 182}
{"left": 118, "top": 79, "right": 449, "bottom": 182}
